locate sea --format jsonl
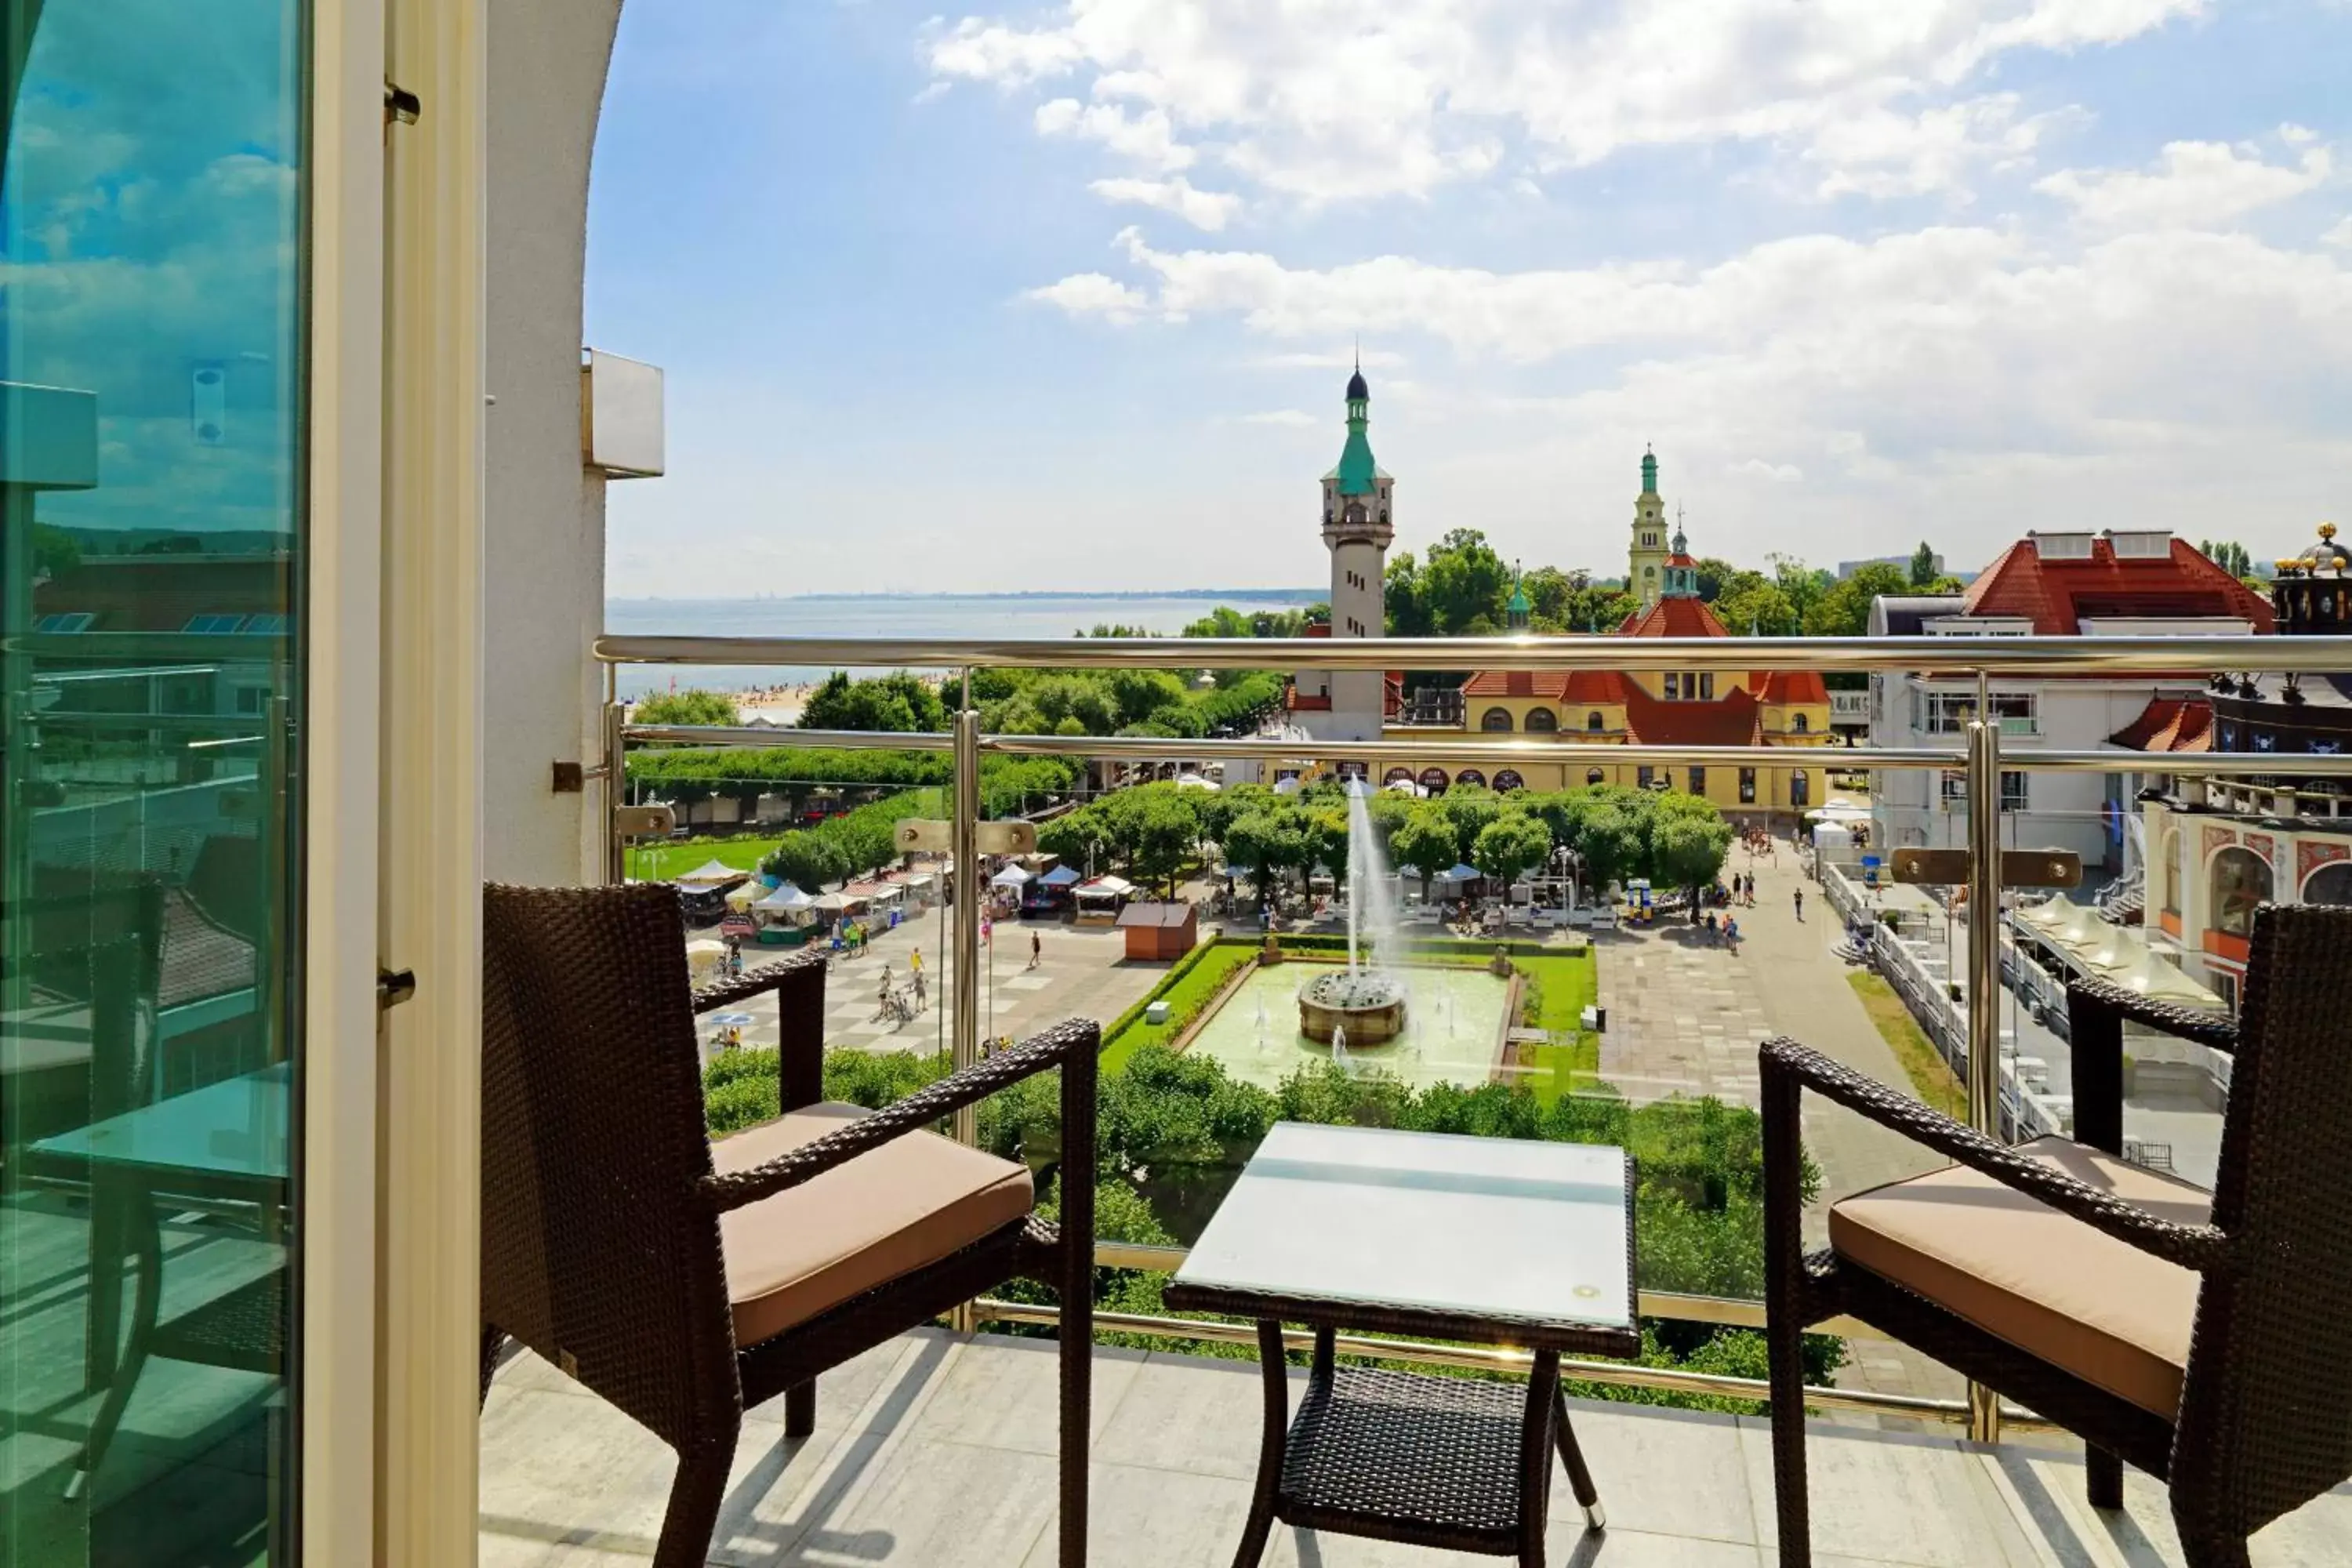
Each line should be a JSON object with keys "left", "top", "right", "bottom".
{"left": 604, "top": 591, "right": 1320, "bottom": 699}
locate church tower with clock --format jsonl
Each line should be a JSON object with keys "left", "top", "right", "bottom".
{"left": 1629, "top": 446, "right": 1671, "bottom": 608}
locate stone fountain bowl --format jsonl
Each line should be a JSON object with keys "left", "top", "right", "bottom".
{"left": 1298, "top": 968, "right": 1408, "bottom": 1046}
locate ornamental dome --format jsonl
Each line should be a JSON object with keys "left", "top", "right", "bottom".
{"left": 1345, "top": 367, "right": 1369, "bottom": 401}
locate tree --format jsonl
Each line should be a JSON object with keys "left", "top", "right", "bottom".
{"left": 1715, "top": 579, "right": 1796, "bottom": 637}
{"left": 1383, "top": 551, "right": 1432, "bottom": 636}
{"left": 1435, "top": 786, "right": 1504, "bottom": 866}
{"left": 1563, "top": 583, "right": 1639, "bottom": 633}
{"left": 1101, "top": 785, "right": 1203, "bottom": 896}
{"left": 1802, "top": 563, "right": 1910, "bottom": 638}
{"left": 1107, "top": 668, "right": 1190, "bottom": 729}
{"left": 1029, "top": 675, "right": 1116, "bottom": 735}
{"left": 1521, "top": 565, "right": 1582, "bottom": 625}
{"left": 762, "top": 832, "right": 848, "bottom": 895}
{"left": 799, "top": 671, "right": 944, "bottom": 733}
{"left": 1907, "top": 541, "right": 1939, "bottom": 586}
{"left": 1417, "top": 528, "right": 1514, "bottom": 634}
{"left": 2200, "top": 539, "right": 2253, "bottom": 579}
{"left": 1650, "top": 808, "right": 1732, "bottom": 897}
{"left": 632, "top": 688, "right": 740, "bottom": 728}
{"left": 1570, "top": 800, "right": 1647, "bottom": 899}
{"left": 1472, "top": 811, "right": 1553, "bottom": 887}
{"left": 1768, "top": 554, "right": 1832, "bottom": 629}
{"left": 1388, "top": 808, "right": 1458, "bottom": 899}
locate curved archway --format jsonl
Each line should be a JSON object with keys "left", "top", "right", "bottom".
{"left": 1383, "top": 766, "right": 1416, "bottom": 788}
{"left": 1586, "top": 768, "right": 1606, "bottom": 786}
{"left": 1494, "top": 769, "right": 1526, "bottom": 793}
{"left": 2211, "top": 846, "right": 2272, "bottom": 937}
{"left": 1793, "top": 713, "right": 1810, "bottom": 734}
{"left": 1455, "top": 768, "right": 1487, "bottom": 790}
{"left": 2159, "top": 827, "right": 2183, "bottom": 915}
{"left": 1418, "top": 767, "right": 1450, "bottom": 796}
{"left": 2304, "top": 860, "right": 2352, "bottom": 906}
{"left": 1526, "top": 709, "right": 1558, "bottom": 733}
{"left": 1480, "top": 707, "right": 1514, "bottom": 732}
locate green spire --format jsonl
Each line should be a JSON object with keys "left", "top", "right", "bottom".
{"left": 1507, "top": 562, "right": 1530, "bottom": 629}
{"left": 1334, "top": 361, "right": 1378, "bottom": 496}
{"left": 1641, "top": 445, "right": 1657, "bottom": 495}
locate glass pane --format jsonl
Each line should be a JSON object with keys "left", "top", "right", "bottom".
{"left": 1, "top": 0, "right": 307, "bottom": 1561}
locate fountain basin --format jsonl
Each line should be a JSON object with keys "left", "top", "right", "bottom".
{"left": 1298, "top": 968, "right": 1408, "bottom": 1046}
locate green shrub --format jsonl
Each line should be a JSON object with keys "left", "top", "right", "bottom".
{"left": 704, "top": 1074, "right": 779, "bottom": 1136}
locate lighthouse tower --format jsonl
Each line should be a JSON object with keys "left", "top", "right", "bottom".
{"left": 1303, "top": 361, "right": 1394, "bottom": 740}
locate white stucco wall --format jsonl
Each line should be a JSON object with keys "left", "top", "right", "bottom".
{"left": 483, "top": 0, "right": 626, "bottom": 884}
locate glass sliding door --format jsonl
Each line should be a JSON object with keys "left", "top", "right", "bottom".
{"left": 1, "top": 0, "right": 308, "bottom": 1562}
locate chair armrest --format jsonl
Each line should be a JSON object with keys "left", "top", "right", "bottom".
{"left": 692, "top": 946, "right": 828, "bottom": 1014}
{"left": 2065, "top": 976, "right": 2238, "bottom": 1054}
{"left": 1759, "top": 1036, "right": 2230, "bottom": 1274}
{"left": 700, "top": 1018, "right": 1099, "bottom": 1213}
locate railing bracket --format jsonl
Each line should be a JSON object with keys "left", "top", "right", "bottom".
{"left": 1891, "top": 848, "right": 2081, "bottom": 889}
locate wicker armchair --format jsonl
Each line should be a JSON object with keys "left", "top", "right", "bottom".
{"left": 1762, "top": 904, "right": 2352, "bottom": 1568}
{"left": 479, "top": 883, "right": 1096, "bottom": 1567}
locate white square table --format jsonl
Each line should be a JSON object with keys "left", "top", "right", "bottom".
{"left": 1165, "top": 1121, "right": 1638, "bottom": 1568}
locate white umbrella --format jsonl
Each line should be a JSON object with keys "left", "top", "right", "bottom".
{"left": 991, "top": 865, "right": 1034, "bottom": 887}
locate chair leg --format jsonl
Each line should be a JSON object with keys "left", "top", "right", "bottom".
{"left": 1058, "top": 1271, "right": 1092, "bottom": 1566}
{"left": 1765, "top": 1312, "right": 1813, "bottom": 1568}
{"left": 67, "top": 1198, "right": 164, "bottom": 1500}
{"left": 2085, "top": 1444, "right": 2123, "bottom": 1510}
{"left": 1760, "top": 1060, "right": 1813, "bottom": 1568}
{"left": 1552, "top": 1387, "right": 1605, "bottom": 1530}
{"left": 2176, "top": 1528, "right": 2252, "bottom": 1568}
{"left": 784, "top": 1381, "right": 815, "bottom": 1439}
{"left": 652, "top": 1433, "right": 738, "bottom": 1568}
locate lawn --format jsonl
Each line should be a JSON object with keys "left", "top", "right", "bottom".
{"left": 1099, "top": 942, "right": 1259, "bottom": 1073}
{"left": 1846, "top": 971, "right": 1967, "bottom": 1119}
{"left": 626, "top": 833, "right": 786, "bottom": 882}
{"left": 1515, "top": 950, "right": 1601, "bottom": 1102}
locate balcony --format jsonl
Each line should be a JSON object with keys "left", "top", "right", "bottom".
{"left": 481, "top": 1327, "right": 2352, "bottom": 1566}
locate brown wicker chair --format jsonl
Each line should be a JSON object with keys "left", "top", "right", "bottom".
{"left": 1762, "top": 903, "right": 2352, "bottom": 1568}
{"left": 478, "top": 882, "right": 1096, "bottom": 1567}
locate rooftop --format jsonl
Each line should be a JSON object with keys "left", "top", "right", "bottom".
{"left": 1963, "top": 536, "right": 2273, "bottom": 636}
{"left": 479, "top": 1327, "right": 2352, "bottom": 1566}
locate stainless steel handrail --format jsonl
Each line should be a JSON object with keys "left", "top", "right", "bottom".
{"left": 596, "top": 630, "right": 2333, "bottom": 676}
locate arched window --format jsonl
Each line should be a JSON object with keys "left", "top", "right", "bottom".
{"left": 2212, "top": 847, "right": 2273, "bottom": 937}
{"left": 1418, "top": 767, "right": 1450, "bottom": 797}
{"left": 1384, "top": 766, "right": 1416, "bottom": 787}
{"left": 1494, "top": 769, "right": 1526, "bottom": 793}
{"left": 1586, "top": 768, "right": 1606, "bottom": 786}
{"left": 1481, "top": 707, "right": 1514, "bottom": 732}
{"left": 2305, "top": 861, "right": 2352, "bottom": 906}
{"left": 1791, "top": 770, "right": 1810, "bottom": 808}
{"left": 2160, "top": 829, "right": 2183, "bottom": 915}
{"left": 1526, "top": 708, "right": 1558, "bottom": 733}
{"left": 1455, "top": 769, "right": 1487, "bottom": 790}
{"left": 1585, "top": 711, "right": 1604, "bottom": 732}
{"left": 1793, "top": 713, "right": 1810, "bottom": 734}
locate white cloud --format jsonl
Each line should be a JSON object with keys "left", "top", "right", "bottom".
{"left": 1733, "top": 459, "right": 1805, "bottom": 482}
{"left": 925, "top": 0, "right": 2204, "bottom": 205}
{"left": 2036, "top": 140, "right": 2332, "bottom": 230}
{"left": 1035, "top": 98, "right": 1193, "bottom": 170}
{"left": 2324, "top": 216, "right": 2352, "bottom": 249}
{"left": 1088, "top": 176, "right": 1242, "bottom": 230}
{"left": 2281, "top": 122, "right": 2320, "bottom": 146}
{"left": 1233, "top": 409, "right": 1318, "bottom": 427}
{"left": 1023, "top": 271, "right": 1150, "bottom": 323}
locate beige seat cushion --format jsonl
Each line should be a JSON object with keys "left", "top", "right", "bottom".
{"left": 1828, "top": 1136, "right": 2212, "bottom": 1417}
{"left": 714, "top": 1102, "right": 1034, "bottom": 1347}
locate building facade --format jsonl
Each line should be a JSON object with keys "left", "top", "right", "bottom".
{"left": 2119, "top": 524, "right": 2352, "bottom": 1010}
{"left": 1628, "top": 447, "right": 1671, "bottom": 608}
{"left": 1868, "top": 529, "right": 2270, "bottom": 872}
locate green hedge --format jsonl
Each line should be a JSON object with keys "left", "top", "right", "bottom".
{"left": 1098, "top": 942, "right": 1259, "bottom": 1071}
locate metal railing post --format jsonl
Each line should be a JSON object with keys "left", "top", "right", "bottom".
{"left": 949, "top": 677, "right": 982, "bottom": 1332}
{"left": 602, "top": 663, "right": 626, "bottom": 885}
{"left": 1965, "top": 671, "right": 2004, "bottom": 1446}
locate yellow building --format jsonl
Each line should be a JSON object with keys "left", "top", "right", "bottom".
{"left": 1628, "top": 446, "right": 1672, "bottom": 609}
{"left": 1366, "top": 491, "right": 1837, "bottom": 818}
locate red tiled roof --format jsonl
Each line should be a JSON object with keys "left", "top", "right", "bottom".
{"left": 1457, "top": 670, "right": 1635, "bottom": 704}
{"left": 1963, "top": 538, "right": 2274, "bottom": 635}
{"left": 1755, "top": 670, "right": 1829, "bottom": 703}
{"left": 2109, "top": 696, "right": 2213, "bottom": 754}
{"left": 1620, "top": 681, "right": 1763, "bottom": 747}
{"left": 1617, "top": 597, "right": 1732, "bottom": 638}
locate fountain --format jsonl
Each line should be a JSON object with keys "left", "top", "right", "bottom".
{"left": 1298, "top": 781, "right": 1410, "bottom": 1046}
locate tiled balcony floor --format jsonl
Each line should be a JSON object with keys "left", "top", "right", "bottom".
{"left": 480, "top": 1328, "right": 2352, "bottom": 1567}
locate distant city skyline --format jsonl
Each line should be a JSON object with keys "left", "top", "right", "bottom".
{"left": 590, "top": 1, "right": 2352, "bottom": 599}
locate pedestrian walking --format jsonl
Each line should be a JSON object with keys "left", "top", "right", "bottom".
{"left": 1793, "top": 887, "right": 1804, "bottom": 922}
{"left": 912, "top": 968, "right": 926, "bottom": 1012}
{"left": 1029, "top": 930, "right": 1042, "bottom": 971}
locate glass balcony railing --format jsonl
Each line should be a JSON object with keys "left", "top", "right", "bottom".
{"left": 595, "top": 630, "right": 2349, "bottom": 1437}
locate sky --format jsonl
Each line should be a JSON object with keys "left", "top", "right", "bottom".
{"left": 589, "top": 0, "right": 2352, "bottom": 598}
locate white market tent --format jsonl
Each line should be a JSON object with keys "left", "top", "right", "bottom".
{"left": 1804, "top": 801, "right": 1871, "bottom": 825}
{"left": 2015, "top": 893, "right": 2078, "bottom": 930}
{"left": 2051, "top": 902, "right": 2107, "bottom": 949}
{"left": 2080, "top": 924, "right": 2150, "bottom": 975}
{"left": 991, "top": 865, "right": 1035, "bottom": 888}
{"left": 1076, "top": 875, "right": 1136, "bottom": 898}
{"left": 1432, "top": 863, "right": 1481, "bottom": 884}
{"left": 1174, "top": 773, "right": 1219, "bottom": 790}
{"left": 2111, "top": 949, "right": 2226, "bottom": 1007}
{"left": 674, "top": 859, "right": 743, "bottom": 892}
{"left": 754, "top": 884, "right": 813, "bottom": 913}
{"left": 724, "top": 880, "right": 771, "bottom": 912}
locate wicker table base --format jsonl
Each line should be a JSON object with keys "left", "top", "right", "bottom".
{"left": 1228, "top": 1322, "right": 1604, "bottom": 1568}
